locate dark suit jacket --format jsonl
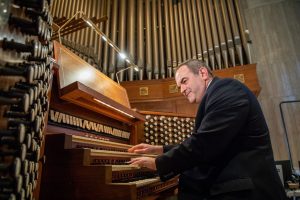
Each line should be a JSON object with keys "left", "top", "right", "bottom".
{"left": 155, "top": 77, "right": 287, "bottom": 200}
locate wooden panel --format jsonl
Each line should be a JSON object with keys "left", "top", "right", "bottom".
{"left": 59, "top": 81, "right": 145, "bottom": 124}
{"left": 121, "top": 64, "right": 260, "bottom": 103}
{"left": 213, "top": 64, "right": 261, "bottom": 96}
{"left": 53, "top": 41, "right": 131, "bottom": 108}
{"left": 122, "top": 64, "right": 260, "bottom": 115}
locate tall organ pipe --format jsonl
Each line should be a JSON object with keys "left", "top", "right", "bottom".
{"left": 195, "top": 0, "right": 209, "bottom": 66}
{"left": 220, "top": 0, "right": 235, "bottom": 67}
{"left": 234, "top": 0, "right": 252, "bottom": 64}
{"left": 145, "top": 0, "right": 152, "bottom": 80}
{"left": 191, "top": 0, "right": 202, "bottom": 60}
{"left": 109, "top": 0, "right": 118, "bottom": 79}
{"left": 158, "top": 0, "right": 166, "bottom": 79}
{"left": 208, "top": 0, "right": 221, "bottom": 69}
{"left": 168, "top": 0, "right": 177, "bottom": 74}
{"left": 177, "top": 1, "right": 186, "bottom": 63}
{"left": 186, "top": 0, "right": 197, "bottom": 59}
{"left": 152, "top": 0, "right": 160, "bottom": 79}
{"left": 96, "top": 0, "right": 106, "bottom": 71}
{"left": 88, "top": 0, "right": 97, "bottom": 62}
{"left": 137, "top": 0, "right": 145, "bottom": 80}
{"left": 182, "top": 0, "right": 191, "bottom": 61}
{"left": 202, "top": 0, "right": 215, "bottom": 69}
{"left": 173, "top": 2, "right": 183, "bottom": 65}
{"left": 163, "top": 0, "right": 173, "bottom": 77}
{"left": 214, "top": 0, "right": 229, "bottom": 68}
{"left": 102, "top": 0, "right": 112, "bottom": 74}
{"left": 227, "top": 0, "right": 243, "bottom": 65}
{"left": 127, "top": 0, "right": 136, "bottom": 81}
{"left": 117, "top": 0, "right": 126, "bottom": 81}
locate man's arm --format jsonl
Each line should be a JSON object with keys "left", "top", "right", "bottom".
{"left": 156, "top": 80, "right": 250, "bottom": 181}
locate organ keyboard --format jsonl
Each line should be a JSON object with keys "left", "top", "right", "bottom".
{"left": 40, "top": 41, "right": 178, "bottom": 199}
{"left": 41, "top": 133, "right": 178, "bottom": 200}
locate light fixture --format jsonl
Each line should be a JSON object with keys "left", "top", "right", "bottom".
{"left": 115, "top": 65, "right": 139, "bottom": 84}
{"left": 119, "top": 53, "right": 126, "bottom": 59}
{"left": 81, "top": 15, "right": 141, "bottom": 84}
{"left": 93, "top": 98, "right": 135, "bottom": 118}
{"left": 102, "top": 36, "right": 107, "bottom": 41}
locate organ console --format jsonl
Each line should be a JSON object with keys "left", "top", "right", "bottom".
{"left": 39, "top": 41, "right": 178, "bottom": 200}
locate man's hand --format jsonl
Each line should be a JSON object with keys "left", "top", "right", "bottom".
{"left": 129, "top": 157, "right": 157, "bottom": 170}
{"left": 128, "top": 143, "right": 163, "bottom": 155}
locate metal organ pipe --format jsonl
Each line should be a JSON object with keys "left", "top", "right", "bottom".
{"left": 109, "top": 0, "right": 119, "bottom": 79}
{"left": 227, "top": 0, "right": 243, "bottom": 65}
{"left": 152, "top": 0, "right": 160, "bottom": 79}
{"left": 181, "top": 0, "right": 192, "bottom": 61}
{"left": 191, "top": 0, "right": 202, "bottom": 61}
{"left": 202, "top": 0, "right": 216, "bottom": 70}
{"left": 207, "top": 0, "right": 221, "bottom": 69}
{"left": 195, "top": 0, "right": 209, "bottom": 66}
{"left": 163, "top": 0, "right": 173, "bottom": 78}
{"left": 168, "top": 0, "right": 177, "bottom": 75}
{"left": 145, "top": 0, "right": 152, "bottom": 80}
{"left": 186, "top": 0, "right": 197, "bottom": 59}
{"left": 157, "top": 0, "right": 166, "bottom": 79}
{"left": 117, "top": 0, "right": 127, "bottom": 82}
{"left": 127, "top": 0, "right": 136, "bottom": 81}
{"left": 234, "top": 0, "right": 252, "bottom": 64}
{"left": 137, "top": 0, "right": 145, "bottom": 80}
{"left": 214, "top": 0, "right": 229, "bottom": 68}
{"left": 177, "top": 1, "right": 187, "bottom": 63}
{"left": 220, "top": 0, "right": 235, "bottom": 67}
{"left": 102, "top": 0, "right": 112, "bottom": 75}
{"left": 50, "top": 0, "right": 251, "bottom": 80}
{"left": 96, "top": 0, "right": 106, "bottom": 71}
{"left": 173, "top": 2, "right": 183, "bottom": 65}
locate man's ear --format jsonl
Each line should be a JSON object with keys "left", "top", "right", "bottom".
{"left": 199, "top": 67, "right": 209, "bottom": 80}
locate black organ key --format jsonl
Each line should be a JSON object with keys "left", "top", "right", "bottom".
{"left": 10, "top": 86, "right": 35, "bottom": 106}
{"left": 0, "top": 65, "right": 35, "bottom": 84}
{"left": 13, "top": 82, "right": 42, "bottom": 102}
{"left": 22, "top": 172, "right": 30, "bottom": 188}
{"left": 29, "top": 138, "right": 38, "bottom": 152}
{"left": 8, "top": 115, "right": 42, "bottom": 133}
{"left": 25, "top": 7, "right": 53, "bottom": 26}
{"left": 25, "top": 133, "right": 32, "bottom": 150}
{"left": 21, "top": 159, "right": 29, "bottom": 174}
{"left": 0, "top": 157, "right": 21, "bottom": 178}
{"left": 0, "top": 193, "right": 16, "bottom": 200}
{"left": 5, "top": 109, "right": 36, "bottom": 123}
{"left": 0, "top": 93, "right": 29, "bottom": 113}
{"left": 26, "top": 146, "right": 40, "bottom": 162}
{"left": 0, "top": 124, "right": 26, "bottom": 144}
{"left": 2, "top": 38, "right": 47, "bottom": 59}
{"left": 0, "top": 143, "right": 27, "bottom": 161}
{"left": 8, "top": 15, "right": 45, "bottom": 39}
{"left": 0, "top": 175, "right": 23, "bottom": 193}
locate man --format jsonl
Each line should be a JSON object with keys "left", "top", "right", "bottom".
{"left": 128, "top": 59, "right": 287, "bottom": 200}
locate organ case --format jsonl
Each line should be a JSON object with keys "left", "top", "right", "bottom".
{"left": 40, "top": 41, "right": 178, "bottom": 200}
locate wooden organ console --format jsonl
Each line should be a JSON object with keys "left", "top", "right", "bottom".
{"left": 39, "top": 41, "right": 178, "bottom": 200}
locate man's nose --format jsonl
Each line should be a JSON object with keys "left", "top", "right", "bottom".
{"left": 180, "top": 86, "right": 185, "bottom": 94}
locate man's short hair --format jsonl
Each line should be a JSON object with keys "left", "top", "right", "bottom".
{"left": 176, "top": 59, "right": 214, "bottom": 77}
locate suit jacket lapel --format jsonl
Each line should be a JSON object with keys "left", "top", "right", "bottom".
{"left": 194, "top": 77, "right": 219, "bottom": 132}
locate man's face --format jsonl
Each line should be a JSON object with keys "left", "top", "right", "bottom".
{"left": 175, "top": 65, "right": 209, "bottom": 103}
